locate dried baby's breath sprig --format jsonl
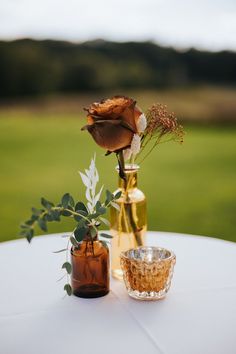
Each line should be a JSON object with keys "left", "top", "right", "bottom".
{"left": 136, "top": 103, "right": 184, "bottom": 163}
{"left": 146, "top": 103, "right": 183, "bottom": 140}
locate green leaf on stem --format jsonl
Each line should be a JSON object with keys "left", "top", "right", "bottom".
{"left": 95, "top": 201, "right": 102, "bottom": 211}
{"left": 75, "top": 202, "right": 88, "bottom": 214}
{"left": 62, "top": 262, "right": 72, "bottom": 274}
{"left": 99, "top": 217, "right": 110, "bottom": 227}
{"left": 88, "top": 212, "right": 100, "bottom": 219}
{"left": 25, "top": 228, "right": 34, "bottom": 243}
{"left": 61, "top": 193, "right": 71, "bottom": 208}
{"left": 68, "top": 195, "right": 75, "bottom": 208}
{"left": 76, "top": 219, "right": 86, "bottom": 228}
{"left": 100, "top": 240, "right": 109, "bottom": 249}
{"left": 74, "top": 210, "right": 88, "bottom": 222}
{"left": 53, "top": 248, "right": 67, "bottom": 253}
{"left": 61, "top": 210, "right": 72, "bottom": 217}
{"left": 90, "top": 226, "right": 97, "bottom": 239}
{"left": 20, "top": 229, "right": 34, "bottom": 243}
{"left": 31, "top": 214, "right": 39, "bottom": 221}
{"left": 114, "top": 191, "right": 122, "bottom": 199}
{"left": 25, "top": 219, "right": 35, "bottom": 226}
{"left": 41, "top": 197, "right": 54, "bottom": 210}
{"left": 51, "top": 210, "right": 61, "bottom": 221}
{"left": 64, "top": 283, "right": 72, "bottom": 296}
{"left": 105, "top": 190, "right": 113, "bottom": 205}
{"left": 31, "top": 207, "right": 42, "bottom": 216}
{"left": 61, "top": 206, "right": 73, "bottom": 217}
{"left": 100, "top": 232, "right": 113, "bottom": 239}
{"left": 70, "top": 236, "right": 78, "bottom": 247}
{"left": 45, "top": 213, "right": 53, "bottom": 221}
{"left": 74, "top": 225, "right": 88, "bottom": 242}
{"left": 37, "top": 218, "right": 47, "bottom": 232}
{"left": 98, "top": 206, "right": 106, "bottom": 215}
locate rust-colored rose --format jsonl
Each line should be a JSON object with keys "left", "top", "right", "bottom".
{"left": 82, "top": 96, "right": 142, "bottom": 152}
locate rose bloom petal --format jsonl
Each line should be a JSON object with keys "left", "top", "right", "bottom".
{"left": 88, "top": 96, "right": 134, "bottom": 120}
{"left": 85, "top": 96, "right": 143, "bottom": 152}
{"left": 87, "top": 121, "right": 134, "bottom": 152}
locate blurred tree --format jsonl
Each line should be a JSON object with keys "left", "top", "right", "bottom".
{"left": 0, "top": 39, "right": 235, "bottom": 97}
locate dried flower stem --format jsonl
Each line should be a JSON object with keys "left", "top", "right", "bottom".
{"left": 135, "top": 103, "right": 184, "bottom": 163}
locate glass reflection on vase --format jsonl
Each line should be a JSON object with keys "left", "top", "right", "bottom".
{"left": 110, "top": 164, "right": 147, "bottom": 280}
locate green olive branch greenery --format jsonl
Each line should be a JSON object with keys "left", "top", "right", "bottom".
{"left": 19, "top": 157, "right": 121, "bottom": 296}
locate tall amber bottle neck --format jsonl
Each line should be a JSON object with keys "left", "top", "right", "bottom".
{"left": 117, "top": 165, "right": 139, "bottom": 191}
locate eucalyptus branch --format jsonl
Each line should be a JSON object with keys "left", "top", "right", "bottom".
{"left": 20, "top": 157, "right": 121, "bottom": 296}
{"left": 20, "top": 190, "right": 121, "bottom": 295}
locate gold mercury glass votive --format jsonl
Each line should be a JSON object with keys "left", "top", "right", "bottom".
{"left": 120, "top": 246, "right": 176, "bottom": 300}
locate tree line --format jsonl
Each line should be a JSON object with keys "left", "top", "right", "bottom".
{"left": 0, "top": 39, "right": 235, "bottom": 97}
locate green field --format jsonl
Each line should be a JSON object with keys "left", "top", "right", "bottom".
{"left": 0, "top": 112, "right": 236, "bottom": 243}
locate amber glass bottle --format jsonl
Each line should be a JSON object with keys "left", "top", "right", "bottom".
{"left": 110, "top": 164, "right": 147, "bottom": 280}
{"left": 71, "top": 234, "right": 110, "bottom": 298}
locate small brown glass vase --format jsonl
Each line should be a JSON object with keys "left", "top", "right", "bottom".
{"left": 71, "top": 233, "right": 110, "bottom": 298}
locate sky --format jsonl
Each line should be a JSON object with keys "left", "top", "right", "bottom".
{"left": 0, "top": 0, "right": 236, "bottom": 51}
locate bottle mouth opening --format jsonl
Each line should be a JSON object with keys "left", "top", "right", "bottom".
{"left": 115, "top": 164, "right": 139, "bottom": 172}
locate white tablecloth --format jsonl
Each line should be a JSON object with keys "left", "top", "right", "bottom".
{"left": 0, "top": 231, "right": 236, "bottom": 354}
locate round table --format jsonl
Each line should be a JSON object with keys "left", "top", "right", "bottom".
{"left": 0, "top": 231, "right": 235, "bottom": 354}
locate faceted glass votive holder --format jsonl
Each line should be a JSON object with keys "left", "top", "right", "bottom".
{"left": 120, "top": 246, "right": 176, "bottom": 301}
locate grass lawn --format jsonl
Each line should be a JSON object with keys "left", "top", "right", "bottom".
{"left": 0, "top": 113, "right": 236, "bottom": 243}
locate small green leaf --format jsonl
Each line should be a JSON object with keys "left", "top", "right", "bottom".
{"left": 105, "top": 190, "right": 113, "bottom": 205}
{"left": 25, "top": 219, "right": 34, "bottom": 226}
{"left": 70, "top": 236, "right": 78, "bottom": 247}
{"left": 31, "top": 207, "right": 42, "bottom": 216}
{"left": 45, "top": 213, "right": 53, "bottom": 221}
{"left": 61, "top": 210, "right": 72, "bottom": 216}
{"left": 74, "top": 225, "right": 88, "bottom": 242}
{"left": 31, "top": 214, "right": 39, "bottom": 221}
{"left": 61, "top": 206, "right": 73, "bottom": 217}
{"left": 76, "top": 218, "right": 86, "bottom": 228}
{"left": 114, "top": 191, "right": 122, "bottom": 199}
{"left": 90, "top": 227, "right": 97, "bottom": 238}
{"left": 62, "top": 262, "right": 72, "bottom": 274}
{"left": 53, "top": 248, "right": 67, "bottom": 253}
{"left": 100, "top": 240, "right": 109, "bottom": 249}
{"left": 74, "top": 210, "right": 88, "bottom": 222}
{"left": 37, "top": 218, "right": 47, "bottom": 232}
{"left": 95, "top": 201, "right": 102, "bottom": 212}
{"left": 51, "top": 210, "right": 61, "bottom": 221}
{"left": 25, "top": 228, "right": 34, "bottom": 242}
{"left": 64, "top": 283, "right": 72, "bottom": 296}
{"left": 88, "top": 212, "right": 99, "bottom": 219}
{"left": 100, "top": 232, "right": 113, "bottom": 239}
{"left": 61, "top": 193, "right": 71, "bottom": 208}
{"left": 68, "top": 195, "right": 75, "bottom": 208}
{"left": 41, "top": 197, "right": 54, "bottom": 210}
{"left": 98, "top": 206, "right": 106, "bottom": 215}
{"left": 99, "top": 217, "right": 110, "bottom": 227}
{"left": 75, "top": 202, "right": 88, "bottom": 214}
